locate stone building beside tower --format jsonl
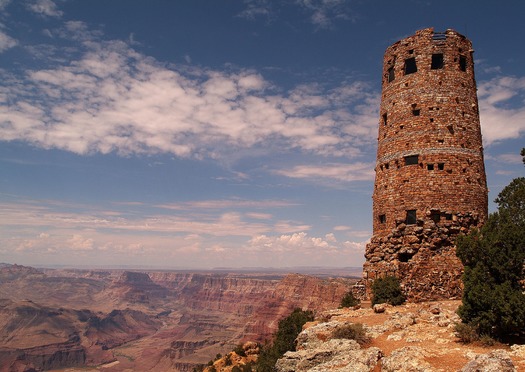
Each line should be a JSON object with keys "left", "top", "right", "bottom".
{"left": 363, "top": 28, "right": 488, "bottom": 301}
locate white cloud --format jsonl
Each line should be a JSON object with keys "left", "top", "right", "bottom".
{"left": 0, "top": 0, "right": 10, "bottom": 11}
{"left": 0, "top": 30, "right": 17, "bottom": 52}
{"left": 27, "top": 0, "right": 63, "bottom": 17}
{"left": 295, "top": 0, "right": 355, "bottom": 28}
{"left": 0, "top": 38, "right": 378, "bottom": 163}
{"left": 274, "top": 162, "right": 375, "bottom": 183}
{"left": 478, "top": 76, "right": 525, "bottom": 145}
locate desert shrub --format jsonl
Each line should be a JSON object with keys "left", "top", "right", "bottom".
{"left": 456, "top": 177, "right": 525, "bottom": 342}
{"left": 256, "top": 308, "right": 314, "bottom": 372}
{"left": 454, "top": 322, "right": 479, "bottom": 343}
{"left": 340, "top": 291, "right": 360, "bottom": 308}
{"left": 371, "top": 276, "right": 405, "bottom": 306}
{"left": 331, "top": 323, "right": 370, "bottom": 345}
{"left": 479, "top": 334, "right": 496, "bottom": 347}
{"left": 233, "top": 343, "right": 247, "bottom": 357}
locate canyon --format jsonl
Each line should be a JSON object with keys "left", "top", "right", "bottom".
{"left": 0, "top": 263, "right": 360, "bottom": 371}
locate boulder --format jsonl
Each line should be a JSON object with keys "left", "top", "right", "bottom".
{"left": 461, "top": 350, "right": 516, "bottom": 372}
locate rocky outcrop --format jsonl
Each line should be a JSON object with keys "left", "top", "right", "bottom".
{"left": 461, "top": 350, "right": 516, "bottom": 372}
{"left": 276, "top": 301, "right": 524, "bottom": 372}
{"left": 276, "top": 339, "right": 382, "bottom": 372}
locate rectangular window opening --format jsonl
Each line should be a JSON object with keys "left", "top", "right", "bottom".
{"left": 427, "top": 164, "right": 434, "bottom": 171}
{"left": 379, "top": 214, "right": 386, "bottom": 224}
{"left": 406, "top": 210, "right": 417, "bottom": 225}
{"left": 445, "top": 213, "right": 453, "bottom": 221}
{"left": 430, "top": 211, "right": 441, "bottom": 223}
{"left": 438, "top": 163, "right": 445, "bottom": 170}
{"left": 385, "top": 163, "right": 389, "bottom": 169}
{"left": 404, "top": 57, "right": 417, "bottom": 75}
{"left": 459, "top": 55, "right": 467, "bottom": 72}
{"left": 387, "top": 66, "right": 395, "bottom": 82}
{"left": 412, "top": 109, "right": 420, "bottom": 116}
{"left": 404, "top": 155, "right": 419, "bottom": 166}
{"left": 431, "top": 53, "right": 444, "bottom": 69}
{"left": 382, "top": 113, "right": 387, "bottom": 126}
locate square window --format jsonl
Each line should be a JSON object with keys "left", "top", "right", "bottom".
{"left": 412, "top": 109, "right": 420, "bottom": 116}
{"left": 406, "top": 210, "right": 417, "bottom": 225}
{"left": 427, "top": 164, "right": 434, "bottom": 171}
{"left": 438, "top": 163, "right": 445, "bottom": 170}
{"left": 431, "top": 53, "right": 444, "bottom": 69}
{"left": 404, "top": 155, "right": 419, "bottom": 165}
{"left": 430, "top": 211, "right": 441, "bottom": 222}
{"left": 404, "top": 57, "right": 417, "bottom": 75}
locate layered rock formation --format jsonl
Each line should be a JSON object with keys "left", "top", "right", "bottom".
{"left": 0, "top": 264, "right": 358, "bottom": 371}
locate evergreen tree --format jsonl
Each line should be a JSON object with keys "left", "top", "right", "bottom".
{"left": 256, "top": 308, "right": 314, "bottom": 372}
{"left": 371, "top": 276, "right": 405, "bottom": 306}
{"left": 456, "top": 177, "right": 525, "bottom": 341}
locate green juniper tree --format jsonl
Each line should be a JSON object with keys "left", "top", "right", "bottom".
{"left": 456, "top": 176, "right": 525, "bottom": 341}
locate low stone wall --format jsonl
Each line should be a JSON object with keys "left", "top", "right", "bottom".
{"left": 363, "top": 212, "right": 480, "bottom": 301}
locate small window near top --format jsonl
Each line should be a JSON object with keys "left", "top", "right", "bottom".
{"left": 438, "top": 163, "right": 445, "bottom": 170}
{"left": 387, "top": 66, "right": 395, "bottom": 82}
{"left": 459, "top": 55, "right": 467, "bottom": 72}
{"left": 382, "top": 113, "right": 387, "bottom": 126}
{"left": 445, "top": 213, "right": 453, "bottom": 220}
{"left": 379, "top": 214, "right": 386, "bottom": 224}
{"left": 431, "top": 53, "right": 444, "bottom": 69}
{"left": 385, "top": 163, "right": 389, "bottom": 170}
{"left": 404, "top": 155, "right": 419, "bottom": 165}
{"left": 427, "top": 164, "right": 434, "bottom": 171}
{"left": 404, "top": 57, "right": 417, "bottom": 75}
{"left": 406, "top": 210, "right": 417, "bottom": 225}
{"left": 412, "top": 109, "right": 420, "bottom": 116}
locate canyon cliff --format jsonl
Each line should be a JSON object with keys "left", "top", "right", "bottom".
{"left": 0, "top": 264, "right": 359, "bottom": 371}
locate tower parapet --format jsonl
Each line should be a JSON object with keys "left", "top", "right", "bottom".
{"left": 363, "top": 28, "right": 488, "bottom": 301}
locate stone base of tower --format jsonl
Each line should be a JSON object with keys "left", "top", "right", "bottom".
{"left": 363, "top": 213, "right": 481, "bottom": 302}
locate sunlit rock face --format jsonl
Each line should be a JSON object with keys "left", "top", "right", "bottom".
{"left": 0, "top": 264, "right": 357, "bottom": 371}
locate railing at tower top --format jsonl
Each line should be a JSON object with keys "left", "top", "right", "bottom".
{"left": 432, "top": 32, "right": 447, "bottom": 42}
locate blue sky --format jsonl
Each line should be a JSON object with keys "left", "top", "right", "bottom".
{"left": 0, "top": 0, "right": 524, "bottom": 269}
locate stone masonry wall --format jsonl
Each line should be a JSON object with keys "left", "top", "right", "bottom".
{"left": 363, "top": 28, "right": 488, "bottom": 301}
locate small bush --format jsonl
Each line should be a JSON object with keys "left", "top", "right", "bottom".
{"left": 340, "top": 291, "right": 360, "bottom": 308}
{"left": 479, "top": 334, "right": 496, "bottom": 346}
{"left": 331, "top": 323, "right": 370, "bottom": 345}
{"left": 233, "top": 344, "right": 247, "bottom": 357}
{"left": 454, "top": 322, "right": 479, "bottom": 343}
{"left": 371, "top": 276, "right": 405, "bottom": 306}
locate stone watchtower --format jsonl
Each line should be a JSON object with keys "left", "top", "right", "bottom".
{"left": 363, "top": 28, "right": 488, "bottom": 301}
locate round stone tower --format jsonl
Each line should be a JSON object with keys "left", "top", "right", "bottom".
{"left": 363, "top": 28, "right": 488, "bottom": 301}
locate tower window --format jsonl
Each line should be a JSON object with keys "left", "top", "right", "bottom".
{"left": 427, "top": 164, "right": 434, "bottom": 171}
{"left": 387, "top": 66, "right": 395, "bottom": 82}
{"left": 382, "top": 113, "right": 387, "bottom": 125}
{"left": 404, "top": 155, "right": 419, "bottom": 165}
{"left": 430, "top": 211, "right": 441, "bottom": 222}
{"left": 459, "top": 55, "right": 467, "bottom": 72}
{"left": 406, "top": 210, "right": 417, "bottom": 225}
{"left": 404, "top": 57, "right": 417, "bottom": 75}
{"left": 431, "top": 53, "right": 444, "bottom": 69}
{"left": 438, "top": 163, "right": 445, "bottom": 170}
{"left": 412, "top": 109, "right": 420, "bottom": 116}
{"left": 379, "top": 214, "right": 386, "bottom": 224}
